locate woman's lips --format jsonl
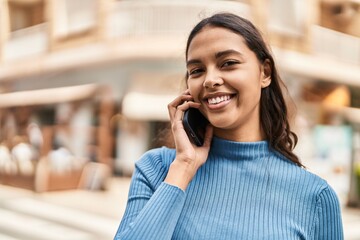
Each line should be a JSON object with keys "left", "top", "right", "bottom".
{"left": 204, "top": 94, "right": 234, "bottom": 110}
{"left": 207, "top": 94, "right": 232, "bottom": 105}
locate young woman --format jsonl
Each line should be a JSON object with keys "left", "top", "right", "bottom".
{"left": 114, "top": 13, "right": 343, "bottom": 239}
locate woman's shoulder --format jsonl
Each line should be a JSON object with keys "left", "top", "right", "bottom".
{"left": 293, "top": 168, "right": 341, "bottom": 214}
{"left": 298, "top": 167, "right": 339, "bottom": 200}
{"left": 270, "top": 152, "right": 332, "bottom": 192}
{"left": 135, "top": 146, "right": 176, "bottom": 171}
{"left": 131, "top": 147, "right": 176, "bottom": 189}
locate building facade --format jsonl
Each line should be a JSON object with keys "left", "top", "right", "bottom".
{"left": 0, "top": 0, "right": 360, "bottom": 201}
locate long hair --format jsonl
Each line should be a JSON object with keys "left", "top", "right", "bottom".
{"left": 185, "top": 13, "right": 302, "bottom": 167}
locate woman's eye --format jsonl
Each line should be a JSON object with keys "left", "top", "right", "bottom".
{"left": 189, "top": 68, "right": 203, "bottom": 76}
{"left": 222, "top": 60, "right": 238, "bottom": 68}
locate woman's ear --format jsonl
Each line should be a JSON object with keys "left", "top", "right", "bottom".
{"left": 261, "top": 59, "right": 271, "bottom": 88}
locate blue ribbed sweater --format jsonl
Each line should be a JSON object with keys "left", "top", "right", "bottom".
{"left": 114, "top": 137, "right": 343, "bottom": 239}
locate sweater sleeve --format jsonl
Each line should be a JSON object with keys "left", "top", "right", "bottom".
{"left": 114, "top": 150, "right": 186, "bottom": 240}
{"left": 311, "top": 186, "right": 344, "bottom": 240}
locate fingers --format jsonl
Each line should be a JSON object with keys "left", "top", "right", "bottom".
{"left": 168, "top": 90, "right": 200, "bottom": 122}
{"left": 176, "top": 101, "right": 201, "bottom": 111}
{"left": 168, "top": 91, "right": 192, "bottom": 121}
{"left": 173, "top": 101, "right": 200, "bottom": 123}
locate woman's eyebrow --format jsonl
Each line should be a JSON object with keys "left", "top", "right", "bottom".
{"left": 186, "top": 59, "right": 201, "bottom": 67}
{"left": 215, "top": 49, "right": 242, "bottom": 59}
{"left": 186, "top": 49, "right": 242, "bottom": 67}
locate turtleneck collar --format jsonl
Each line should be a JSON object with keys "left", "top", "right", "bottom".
{"left": 209, "top": 136, "right": 271, "bottom": 161}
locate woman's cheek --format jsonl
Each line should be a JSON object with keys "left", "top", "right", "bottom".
{"left": 188, "top": 82, "right": 202, "bottom": 102}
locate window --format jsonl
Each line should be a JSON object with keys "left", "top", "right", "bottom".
{"left": 8, "top": 0, "right": 45, "bottom": 32}
{"left": 267, "top": 0, "right": 306, "bottom": 37}
{"left": 53, "top": 0, "right": 98, "bottom": 39}
{"left": 320, "top": 0, "right": 360, "bottom": 37}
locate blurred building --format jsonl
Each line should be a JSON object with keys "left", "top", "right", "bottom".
{"left": 0, "top": 0, "right": 359, "bottom": 203}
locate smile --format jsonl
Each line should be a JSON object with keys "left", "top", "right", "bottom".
{"left": 207, "top": 95, "right": 232, "bottom": 105}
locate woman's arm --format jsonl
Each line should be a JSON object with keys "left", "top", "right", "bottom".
{"left": 114, "top": 152, "right": 186, "bottom": 240}
{"left": 311, "top": 186, "right": 344, "bottom": 240}
{"left": 115, "top": 90, "right": 213, "bottom": 239}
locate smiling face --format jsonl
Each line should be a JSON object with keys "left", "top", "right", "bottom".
{"left": 186, "top": 26, "right": 271, "bottom": 141}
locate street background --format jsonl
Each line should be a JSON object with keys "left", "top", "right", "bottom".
{"left": 0, "top": 0, "right": 360, "bottom": 239}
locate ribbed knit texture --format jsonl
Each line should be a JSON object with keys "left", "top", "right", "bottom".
{"left": 114, "top": 137, "right": 343, "bottom": 240}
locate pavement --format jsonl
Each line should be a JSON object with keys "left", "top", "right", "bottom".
{"left": 0, "top": 177, "right": 359, "bottom": 240}
{"left": 0, "top": 177, "right": 129, "bottom": 240}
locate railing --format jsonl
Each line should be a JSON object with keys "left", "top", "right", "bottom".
{"left": 3, "top": 23, "right": 49, "bottom": 62}
{"left": 106, "top": 0, "right": 251, "bottom": 38}
{"left": 311, "top": 25, "right": 360, "bottom": 65}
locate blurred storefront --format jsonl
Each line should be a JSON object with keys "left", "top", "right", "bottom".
{"left": 0, "top": 0, "right": 359, "bottom": 205}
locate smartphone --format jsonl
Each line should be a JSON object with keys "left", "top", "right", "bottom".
{"left": 182, "top": 108, "right": 209, "bottom": 146}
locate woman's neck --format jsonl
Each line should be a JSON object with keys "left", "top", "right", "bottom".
{"left": 213, "top": 124, "right": 266, "bottom": 142}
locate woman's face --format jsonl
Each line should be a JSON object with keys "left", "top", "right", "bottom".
{"left": 186, "top": 26, "right": 271, "bottom": 141}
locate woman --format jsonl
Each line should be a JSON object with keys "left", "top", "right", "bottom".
{"left": 114, "top": 13, "right": 343, "bottom": 239}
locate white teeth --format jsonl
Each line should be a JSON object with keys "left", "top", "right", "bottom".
{"left": 208, "top": 95, "right": 231, "bottom": 105}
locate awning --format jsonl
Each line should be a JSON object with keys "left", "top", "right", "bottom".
{"left": 0, "top": 84, "right": 99, "bottom": 108}
{"left": 273, "top": 47, "right": 360, "bottom": 87}
{"left": 122, "top": 92, "right": 175, "bottom": 121}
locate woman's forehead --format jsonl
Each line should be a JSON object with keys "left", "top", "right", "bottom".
{"left": 187, "top": 27, "right": 249, "bottom": 58}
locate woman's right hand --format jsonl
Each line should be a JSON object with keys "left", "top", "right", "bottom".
{"left": 164, "top": 90, "right": 213, "bottom": 191}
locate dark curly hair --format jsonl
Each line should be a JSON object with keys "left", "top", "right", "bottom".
{"left": 184, "top": 13, "right": 302, "bottom": 167}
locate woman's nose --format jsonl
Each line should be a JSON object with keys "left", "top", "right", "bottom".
{"left": 203, "top": 72, "right": 223, "bottom": 88}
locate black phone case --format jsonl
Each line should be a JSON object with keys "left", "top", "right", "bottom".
{"left": 182, "top": 108, "right": 209, "bottom": 146}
